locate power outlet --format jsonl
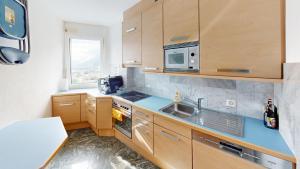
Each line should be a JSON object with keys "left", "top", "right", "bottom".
{"left": 225, "top": 100, "right": 236, "bottom": 108}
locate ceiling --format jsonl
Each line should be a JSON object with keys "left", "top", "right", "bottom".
{"left": 39, "top": 0, "right": 140, "bottom": 26}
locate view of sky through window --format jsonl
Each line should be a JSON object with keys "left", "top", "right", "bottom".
{"left": 70, "top": 39, "right": 101, "bottom": 85}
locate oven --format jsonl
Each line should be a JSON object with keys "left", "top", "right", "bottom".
{"left": 112, "top": 99, "right": 132, "bottom": 138}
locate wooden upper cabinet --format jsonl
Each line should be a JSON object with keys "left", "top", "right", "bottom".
{"left": 142, "top": 0, "right": 164, "bottom": 72}
{"left": 163, "top": 0, "right": 199, "bottom": 45}
{"left": 199, "top": 0, "right": 284, "bottom": 79}
{"left": 123, "top": 11, "right": 142, "bottom": 66}
{"left": 193, "top": 140, "right": 264, "bottom": 169}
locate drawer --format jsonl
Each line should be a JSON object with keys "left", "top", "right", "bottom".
{"left": 133, "top": 107, "right": 153, "bottom": 122}
{"left": 154, "top": 114, "right": 191, "bottom": 139}
{"left": 52, "top": 95, "right": 80, "bottom": 103}
{"left": 154, "top": 124, "right": 192, "bottom": 169}
{"left": 133, "top": 116, "right": 154, "bottom": 154}
{"left": 53, "top": 101, "right": 81, "bottom": 124}
{"left": 86, "top": 96, "right": 96, "bottom": 111}
{"left": 133, "top": 115, "right": 153, "bottom": 130}
{"left": 87, "top": 107, "right": 97, "bottom": 129}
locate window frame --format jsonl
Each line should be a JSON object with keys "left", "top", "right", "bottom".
{"left": 64, "top": 33, "right": 104, "bottom": 89}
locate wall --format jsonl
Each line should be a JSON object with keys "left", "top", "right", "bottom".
{"left": 0, "top": 0, "right": 64, "bottom": 127}
{"left": 274, "top": 64, "right": 300, "bottom": 166}
{"left": 130, "top": 68, "right": 274, "bottom": 120}
{"left": 286, "top": 0, "right": 300, "bottom": 63}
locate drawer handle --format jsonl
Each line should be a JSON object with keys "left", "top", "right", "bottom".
{"left": 135, "top": 119, "right": 150, "bottom": 127}
{"left": 160, "top": 130, "right": 179, "bottom": 142}
{"left": 170, "top": 36, "right": 189, "bottom": 42}
{"left": 59, "top": 103, "right": 74, "bottom": 107}
{"left": 144, "top": 67, "right": 159, "bottom": 71}
{"left": 126, "top": 27, "right": 136, "bottom": 33}
{"left": 217, "top": 68, "right": 251, "bottom": 74}
{"left": 243, "top": 153, "right": 261, "bottom": 160}
{"left": 126, "top": 60, "right": 137, "bottom": 64}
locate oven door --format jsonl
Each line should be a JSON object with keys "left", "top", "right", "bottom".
{"left": 165, "top": 48, "right": 189, "bottom": 69}
{"left": 112, "top": 108, "right": 132, "bottom": 138}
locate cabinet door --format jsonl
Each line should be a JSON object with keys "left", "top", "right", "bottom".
{"left": 86, "top": 96, "right": 97, "bottom": 129}
{"left": 97, "top": 98, "right": 112, "bottom": 129}
{"left": 133, "top": 115, "right": 154, "bottom": 155}
{"left": 52, "top": 95, "right": 81, "bottom": 124}
{"left": 123, "top": 13, "right": 142, "bottom": 66}
{"left": 164, "top": 0, "right": 199, "bottom": 45}
{"left": 199, "top": 0, "right": 283, "bottom": 78}
{"left": 193, "top": 140, "right": 265, "bottom": 169}
{"left": 154, "top": 125, "right": 192, "bottom": 169}
{"left": 142, "top": 0, "right": 164, "bottom": 72}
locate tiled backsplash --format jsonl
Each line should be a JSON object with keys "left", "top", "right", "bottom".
{"left": 128, "top": 68, "right": 275, "bottom": 120}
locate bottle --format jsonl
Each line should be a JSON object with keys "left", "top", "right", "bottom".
{"left": 264, "top": 99, "right": 279, "bottom": 129}
{"left": 174, "top": 91, "right": 181, "bottom": 111}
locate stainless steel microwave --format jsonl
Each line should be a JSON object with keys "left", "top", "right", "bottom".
{"left": 164, "top": 42, "right": 199, "bottom": 72}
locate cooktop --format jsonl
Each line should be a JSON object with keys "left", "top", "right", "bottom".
{"left": 117, "top": 91, "right": 150, "bottom": 102}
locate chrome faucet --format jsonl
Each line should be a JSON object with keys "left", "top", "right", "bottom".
{"left": 183, "top": 97, "right": 205, "bottom": 112}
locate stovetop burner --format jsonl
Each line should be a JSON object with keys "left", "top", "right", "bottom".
{"left": 117, "top": 91, "right": 150, "bottom": 102}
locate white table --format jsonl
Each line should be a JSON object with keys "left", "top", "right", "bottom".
{"left": 0, "top": 117, "right": 68, "bottom": 169}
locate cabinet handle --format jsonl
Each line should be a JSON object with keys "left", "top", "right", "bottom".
{"left": 243, "top": 153, "right": 261, "bottom": 160}
{"left": 170, "top": 36, "right": 189, "bottom": 42}
{"left": 160, "top": 130, "right": 179, "bottom": 142}
{"left": 126, "top": 27, "right": 136, "bottom": 33}
{"left": 144, "top": 67, "right": 159, "bottom": 71}
{"left": 59, "top": 103, "right": 74, "bottom": 107}
{"left": 217, "top": 68, "right": 251, "bottom": 74}
{"left": 125, "top": 60, "right": 137, "bottom": 64}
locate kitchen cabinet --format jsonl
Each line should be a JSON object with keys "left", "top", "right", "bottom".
{"left": 96, "top": 98, "right": 113, "bottom": 131}
{"left": 199, "top": 0, "right": 283, "bottom": 79}
{"left": 80, "top": 94, "right": 87, "bottom": 121}
{"left": 154, "top": 124, "right": 192, "bottom": 169}
{"left": 142, "top": 0, "right": 164, "bottom": 72}
{"left": 86, "top": 95, "right": 97, "bottom": 129}
{"left": 163, "top": 0, "right": 199, "bottom": 45}
{"left": 193, "top": 140, "right": 264, "bottom": 169}
{"left": 123, "top": 11, "right": 142, "bottom": 66}
{"left": 133, "top": 115, "right": 154, "bottom": 155}
{"left": 52, "top": 95, "right": 81, "bottom": 124}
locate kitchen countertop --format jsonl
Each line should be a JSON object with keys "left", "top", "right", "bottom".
{"left": 0, "top": 117, "right": 68, "bottom": 169}
{"left": 53, "top": 89, "right": 296, "bottom": 163}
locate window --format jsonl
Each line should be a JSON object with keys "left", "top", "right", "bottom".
{"left": 69, "top": 39, "right": 101, "bottom": 85}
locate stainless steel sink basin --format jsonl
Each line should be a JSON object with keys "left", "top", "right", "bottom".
{"left": 160, "top": 103, "right": 197, "bottom": 119}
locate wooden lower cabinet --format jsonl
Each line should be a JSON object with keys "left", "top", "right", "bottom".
{"left": 86, "top": 95, "right": 97, "bottom": 129}
{"left": 193, "top": 140, "right": 264, "bottom": 169}
{"left": 96, "top": 98, "right": 113, "bottom": 132}
{"left": 133, "top": 115, "right": 154, "bottom": 155}
{"left": 52, "top": 95, "right": 81, "bottom": 124}
{"left": 154, "top": 124, "right": 192, "bottom": 169}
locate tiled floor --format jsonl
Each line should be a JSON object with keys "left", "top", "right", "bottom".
{"left": 46, "top": 128, "right": 159, "bottom": 169}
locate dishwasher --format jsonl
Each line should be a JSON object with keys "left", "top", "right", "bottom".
{"left": 192, "top": 131, "right": 294, "bottom": 169}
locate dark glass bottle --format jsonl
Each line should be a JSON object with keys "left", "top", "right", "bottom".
{"left": 264, "top": 99, "right": 279, "bottom": 129}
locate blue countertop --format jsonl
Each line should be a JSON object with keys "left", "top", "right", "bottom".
{"left": 135, "top": 96, "right": 295, "bottom": 161}
{"left": 0, "top": 117, "right": 68, "bottom": 169}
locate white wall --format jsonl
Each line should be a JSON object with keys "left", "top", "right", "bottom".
{"left": 286, "top": 0, "right": 300, "bottom": 63}
{"left": 0, "top": 0, "right": 64, "bottom": 127}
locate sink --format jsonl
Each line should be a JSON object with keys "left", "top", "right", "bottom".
{"left": 160, "top": 103, "right": 197, "bottom": 119}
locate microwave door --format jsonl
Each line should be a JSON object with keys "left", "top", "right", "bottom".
{"left": 165, "top": 48, "right": 189, "bottom": 69}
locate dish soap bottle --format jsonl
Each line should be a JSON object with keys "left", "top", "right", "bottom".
{"left": 174, "top": 91, "right": 181, "bottom": 111}
{"left": 264, "top": 99, "right": 279, "bottom": 129}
